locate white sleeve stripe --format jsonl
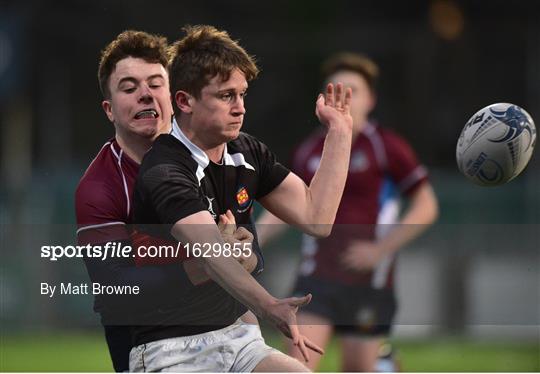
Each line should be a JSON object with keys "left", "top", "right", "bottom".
{"left": 76, "top": 221, "right": 126, "bottom": 234}
{"left": 398, "top": 166, "right": 428, "bottom": 192}
{"left": 110, "top": 144, "right": 131, "bottom": 217}
{"left": 117, "top": 149, "right": 131, "bottom": 217}
{"left": 365, "top": 125, "right": 388, "bottom": 170}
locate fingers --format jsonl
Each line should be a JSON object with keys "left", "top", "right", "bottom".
{"left": 315, "top": 94, "right": 324, "bottom": 118}
{"left": 217, "top": 214, "right": 228, "bottom": 232}
{"left": 335, "top": 83, "right": 343, "bottom": 110}
{"left": 293, "top": 335, "right": 324, "bottom": 363}
{"left": 321, "top": 82, "right": 351, "bottom": 112}
{"left": 233, "top": 226, "right": 253, "bottom": 243}
{"left": 218, "top": 210, "right": 236, "bottom": 236}
{"left": 304, "top": 337, "right": 325, "bottom": 355}
{"left": 325, "top": 83, "right": 334, "bottom": 107}
{"left": 297, "top": 335, "right": 310, "bottom": 362}
{"left": 288, "top": 322, "right": 300, "bottom": 346}
{"left": 343, "top": 87, "right": 352, "bottom": 113}
{"left": 286, "top": 293, "right": 312, "bottom": 308}
{"left": 225, "top": 209, "right": 236, "bottom": 225}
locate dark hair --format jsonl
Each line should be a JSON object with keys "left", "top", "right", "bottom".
{"left": 321, "top": 52, "right": 379, "bottom": 92}
{"left": 98, "top": 30, "right": 168, "bottom": 98}
{"left": 168, "top": 25, "right": 259, "bottom": 111}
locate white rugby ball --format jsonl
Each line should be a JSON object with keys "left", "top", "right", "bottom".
{"left": 456, "top": 103, "right": 536, "bottom": 186}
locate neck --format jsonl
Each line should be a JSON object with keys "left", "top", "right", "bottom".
{"left": 115, "top": 133, "right": 152, "bottom": 164}
{"left": 177, "top": 117, "right": 225, "bottom": 163}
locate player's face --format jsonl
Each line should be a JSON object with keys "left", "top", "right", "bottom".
{"left": 326, "top": 70, "right": 375, "bottom": 133}
{"left": 102, "top": 57, "right": 173, "bottom": 141}
{"left": 190, "top": 68, "right": 247, "bottom": 146}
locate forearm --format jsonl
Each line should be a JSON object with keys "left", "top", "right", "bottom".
{"left": 202, "top": 253, "right": 274, "bottom": 318}
{"left": 377, "top": 184, "right": 439, "bottom": 255}
{"left": 376, "top": 221, "right": 431, "bottom": 256}
{"left": 304, "top": 126, "right": 352, "bottom": 231}
{"left": 172, "top": 221, "right": 275, "bottom": 319}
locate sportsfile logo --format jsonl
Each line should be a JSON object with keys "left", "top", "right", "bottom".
{"left": 466, "top": 152, "right": 488, "bottom": 177}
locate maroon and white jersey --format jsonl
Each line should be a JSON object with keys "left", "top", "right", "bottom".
{"left": 76, "top": 139, "right": 138, "bottom": 245}
{"left": 293, "top": 123, "right": 428, "bottom": 288}
{"left": 75, "top": 139, "right": 180, "bottom": 265}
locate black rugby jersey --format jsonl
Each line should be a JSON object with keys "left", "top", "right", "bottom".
{"left": 132, "top": 118, "right": 289, "bottom": 345}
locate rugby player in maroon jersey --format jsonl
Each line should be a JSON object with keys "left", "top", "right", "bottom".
{"left": 75, "top": 30, "right": 256, "bottom": 372}
{"left": 258, "top": 53, "right": 439, "bottom": 371}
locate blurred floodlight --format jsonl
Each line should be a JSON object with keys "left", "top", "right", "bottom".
{"left": 429, "top": 0, "right": 465, "bottom": 41}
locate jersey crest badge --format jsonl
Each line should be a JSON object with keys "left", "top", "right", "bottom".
{"left": 236, "top": 186, "right": 252, "bottom": 213}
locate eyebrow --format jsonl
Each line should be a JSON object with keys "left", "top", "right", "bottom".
{"left": 216, "top": 85, "right": 248, "bottom": 94}
{"left": 117, "top": 74, "right": 165, "bottom": 86}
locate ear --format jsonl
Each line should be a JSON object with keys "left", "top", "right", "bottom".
{"left": 102, "top": 100, "right": 114, "bottom": 123}
{"left": 174, "top": 90, "right": 194, "bottom": 114}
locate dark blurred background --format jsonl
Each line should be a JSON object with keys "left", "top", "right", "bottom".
{"left": 0, "top": 1, "right": 539, "bottom": 371}
{"left": 1, "top": 0, "right": 539, "bottom": 199}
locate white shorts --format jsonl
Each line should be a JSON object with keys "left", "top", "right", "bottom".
{"left": 129, "top": 319, "right": 279, "bottom": 372}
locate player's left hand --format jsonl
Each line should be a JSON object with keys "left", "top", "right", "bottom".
{"left": 263, "top": 294, "right": 325, "bottom": 362}
{"left": 340, "top": 240, "right": 386, "bottom": 271}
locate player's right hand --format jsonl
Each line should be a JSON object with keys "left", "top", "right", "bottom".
{"left": 262, "top": 293, "right": 325, "bottom": 362}
{"left": 315, "top": 82, "right": 353, "bottom": 132}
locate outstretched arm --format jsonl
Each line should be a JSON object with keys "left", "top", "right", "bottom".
{"left": 259, "top": 83, "right": 353, "bottom": 237}
{"left": 171, "top": 211, "right": 324, "bottom": 362}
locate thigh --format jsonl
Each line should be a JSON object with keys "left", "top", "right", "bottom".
{"left": 229, "top": 322, "right": 281, "bottom": 372}
{"left": 340, "top": 336, "right": 382, "bottom": 372}
{"left": 285, "top": 312, "right": 333, "bottom": 371}
{"left": 253, "top": 352, "right": 310, "bottom": 372}
{"left": 240, "top": 310, "right": 259, "bottom": 325}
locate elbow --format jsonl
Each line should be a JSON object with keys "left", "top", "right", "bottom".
{"left": 425, "top": 195, "right": 440, "bottom": 225}
{"left": 431, "top": 200, "right": 440, "bottom": 223}
{"left": 418, "top": 183, "right": 439, "bottom": 225}
{"left": 305, "top": 224, "right": 333, "bottom": 238}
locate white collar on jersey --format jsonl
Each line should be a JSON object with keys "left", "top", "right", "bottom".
{"left": 171, "top": 118, "right": 255, "bottom": 183}
{"left": 171, "top": 117, "right": 209, "bottom": 179}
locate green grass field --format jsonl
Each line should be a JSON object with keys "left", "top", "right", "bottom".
{"left": 1, "top": 331, "right": 538, "bottom": 372}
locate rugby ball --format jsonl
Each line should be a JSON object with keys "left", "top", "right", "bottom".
{"left": 456, "top": 103, "right": 536, "bottom": 186}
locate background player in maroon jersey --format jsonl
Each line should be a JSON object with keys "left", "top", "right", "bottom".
{"left": 257, "top": 52, "right": 439, "bottom": 371}
{"left": 75, "top": 30, "right": 257, "bottom": 372}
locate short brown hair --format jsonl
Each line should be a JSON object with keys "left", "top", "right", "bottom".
{"left": 321, "top": 52, "right": 379, "bottom": 93}
{"left": 98, "top": 30, "right": 169, "bottom": 98}
{"left": 168, "top": 25, "right": 259, "bottom": 108}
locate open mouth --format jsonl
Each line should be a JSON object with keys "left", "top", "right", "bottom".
{"left": 134, "top": 109, "right": 158, "bottom": 119}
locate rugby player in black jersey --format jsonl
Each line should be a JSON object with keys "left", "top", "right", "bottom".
{"left": 132, "top": 25, "right": 353, "bottom": 372}
{"left": 77, "top": 30, "right": 259, "bottom": 372}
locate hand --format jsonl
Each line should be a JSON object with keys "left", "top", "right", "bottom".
{"left": 315, "top": 83, "right": 353, "bottom": 131}
{"left": 263, "top": 294, "right": 324, "bottom": 362}
{"left": 218, "top": 210, "right": 257, "bottom": 273}
{"left": 340, "top": 240, "right": 386, "bottom": 272}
